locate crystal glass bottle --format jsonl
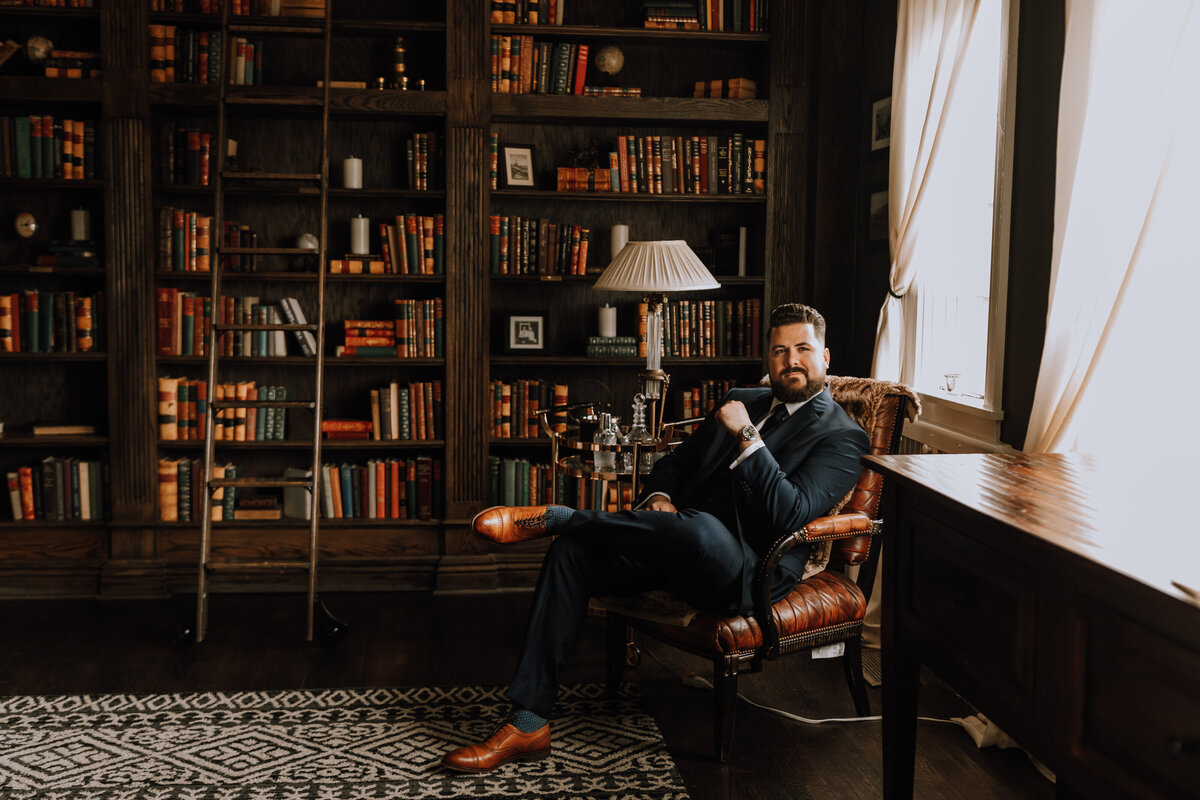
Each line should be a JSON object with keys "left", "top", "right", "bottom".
{"left": 594, "top": 412, "right": 618, "bottom": 472}
{"left": 622, "top": 393, "right": 654, "bottom": 471}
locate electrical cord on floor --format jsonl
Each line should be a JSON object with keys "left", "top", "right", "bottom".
{"left": 647, "top": 648, "right": 1057, "bottom": 784}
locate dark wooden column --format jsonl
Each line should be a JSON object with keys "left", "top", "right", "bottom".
{"left": 764, "top": 0, "right": 813, "bottom": 316}
{"left": 443, "top": 0, "right": 489, "bottom": 526}
{"left": 101, "top": 1, "right": 161, "bottom": 594}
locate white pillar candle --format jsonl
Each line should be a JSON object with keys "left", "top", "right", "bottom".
{"left": 610, "top": 223, "right": 629, "bottom": 259}
{"left": 599, "top": 304, "right": 617, "bottom": 338}
{"left": 350, "top": 215, "right": 369, "bottom": 255}
{"left": 69, "top": 208, "right": 91, "bottom": 242}
{"left": 343, "top": 156, "right": 363, "bottom": 189}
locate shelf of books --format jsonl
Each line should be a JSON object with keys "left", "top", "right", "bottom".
{"left": 1, "top": 3, "right": 110, "bottom": 531}
{"left": 484, "top": 0, "right": 772, "bottom": 501}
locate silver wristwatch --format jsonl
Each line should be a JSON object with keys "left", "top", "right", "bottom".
{"left": 739, "top": 423, "right": 760, "bottom": 442}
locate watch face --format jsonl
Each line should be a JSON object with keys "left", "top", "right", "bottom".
{"left": 15, "top": 211, "right": 37, "bottom": 239}
{"left": 741, "top": 424, "right": 759, "bottom": 441}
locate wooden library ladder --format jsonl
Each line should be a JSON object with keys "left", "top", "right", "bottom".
{"left": 185, "top": 3, "right": 346, "bottom": 647}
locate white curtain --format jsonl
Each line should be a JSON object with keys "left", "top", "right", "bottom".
{"left": 870, "top": 0, "right": 984, "bottom": 382}
{"left": 1024, "top": 0, "right": 1200, "bottom": 457}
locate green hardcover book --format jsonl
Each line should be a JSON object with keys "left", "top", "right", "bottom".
{"left": 487, "top": 455, "right": 500, "bottom": 506}
{"left": 41, "top": 116, "right": 54, "bottom": 180}
{"left": 29, "top": 116, "right": 43, "bottom": 179}
{"left": 13, "top": 116, "right": 31, "bottom": 178}
{"left": 405, "top": 219, "right": 420, "bottom": 272}
{"left": 255, "top": 384, "right": 270, "bottom": 441}
{"left": 39, "top": 290, "right": 54, "bottom": 353}
{"left": 223, "top": 464, "right": 237, "bottom": 520}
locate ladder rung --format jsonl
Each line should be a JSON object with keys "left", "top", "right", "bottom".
{"left": 206, "top": 560, "right": 311, "bottom": 572}
{"left": 209, "top": 477, "right": 313, "bottom": 488}
{"left": 223, "top": 171, "right": 322, "bottom": 181}
{"left": 209, "top": 400, "right": 316, "bottom": 409}
{"left": 213, "top": 323, "right": 317, "bottom": 332}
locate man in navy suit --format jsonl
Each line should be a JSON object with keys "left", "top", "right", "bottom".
{"left": 442, "top": 303, "right": 870, "bottom": 773}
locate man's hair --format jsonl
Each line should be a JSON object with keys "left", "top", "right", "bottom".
{"left": 768, "top": 303, "right": 826, "bottom": 343}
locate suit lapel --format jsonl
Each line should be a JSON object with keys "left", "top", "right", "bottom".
{"left": 761, "top": 387, "right": 829, "bottom": 449}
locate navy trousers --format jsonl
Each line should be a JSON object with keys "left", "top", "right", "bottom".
{"left": 505, "top": 508, "right": 746, "bottom": 718}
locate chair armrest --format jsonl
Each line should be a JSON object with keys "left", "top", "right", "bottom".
{"left": 753, "top": 512, "right": 882, "bottom": 657}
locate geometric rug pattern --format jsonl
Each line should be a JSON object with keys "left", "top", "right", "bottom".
{"left": 0, "top": 683, "right": 689, "bottom": 799}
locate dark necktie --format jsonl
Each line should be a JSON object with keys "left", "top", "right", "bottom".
{"left": 758, "top": 403, "right": 790, "bottom": 437}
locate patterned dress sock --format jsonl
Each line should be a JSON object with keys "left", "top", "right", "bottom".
{"left": 509, "top": 706, "right": 549, "bottom": 732}
{"left": 543, "top": 505, "right": 574, "bottom": 532}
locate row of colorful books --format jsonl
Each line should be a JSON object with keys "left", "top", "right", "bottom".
{"left": 575, "top": 133, "right": 766, "bottom": 195}
{"left": 490, "top": 37, "right": 589, "bottom": 96}
{"left": 317, "top": 457, "right": 441, "bottom": 521}
{"left": 404, "top": 132, "right": 441, "bottom": 191}
{"left": 2, "top": 1, "right": 95, "bottom": 7}
{"left": 585, "top": 335, "right": 637, "bottom": 358}
{"left": 157, "top": 458, "right": 238, "bottom": 522}
{"left": 0, "top": 290, "right": 103, "bottom": 353}
{"left": 0, "top": 116, "right": 97, "bottom": 180}
{"left": 156, "top": 290, "right": 294, "bottom": 357}
{"left": 678, "top": 379, "right": 739, "bottom": 420}
{"left": 6, "top": 458, "right": 107, "bottom": 522}
{"left": 147, "top": 0, "right": 324, "bottom": 15}
{"left": 324, "top": 379, "right": 443, "bottom": 441}
{"left": 160, "top": 124, "right": 212, "bottom": 186}
{"left": 487, "top": 457, "right": 557, "bottom": 507}
{"left": 336, "top": 301, "right": 444, "bottom": 358}
{"left": 227, "top": 36, "right": 265, "bottom": 86}
{"left": 149, "top": 26, "right": 222, "bottom": 84}
{"left": 33, "top": 242, "right": 100, "bottom": 268}
{"left": 488, "top": 215, "right": 592, "bottom": 276}
{"left": 149, "top": 0, "right": 214, "bottom": 11}
{"left": 343, "top": 213, "right": 445, "bottom": 276}
{"left": 489, "top": 379, "right": 568, "bottom": 439}
{"left": 644, "top": 0, "right": 769, "bottom": 32}
{"left": 158, "top": 207, "right": 261, "bottom": 272}
{"left": 640, "top": 297, "right": 763, "bottom": 359}
{"left": 157, "top": 376, "right": 289, "bottom": 442}
{"left": 490, "top": 0, "right": 566, "bottom": 26}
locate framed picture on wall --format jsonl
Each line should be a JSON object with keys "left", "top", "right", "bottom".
{"left": 868, "top": 188, "right": 889, "bottom": 244}
{"left": 506, "top": 313, "right": 547, "bottom": 353}
{"left": 502, "top": 144, "right": 536, "bottom": 188}
{"left": 871, "top": 96, "right": 892, "bottom": 151}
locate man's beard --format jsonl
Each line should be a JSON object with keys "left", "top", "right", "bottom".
{"left": 771, "top": 368, "right": 825, "bottom": 404}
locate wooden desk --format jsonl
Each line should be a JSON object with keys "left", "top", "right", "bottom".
{"left": 866, "top": 453, "right": 1200, "bottom": 800}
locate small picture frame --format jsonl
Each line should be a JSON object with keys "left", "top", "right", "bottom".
{"left": 870, "top": 96, "right": 891, "bottom": 152}
{"left": 502, "top": 144, "right": 536, "bottom": 188}
{"left": 868, "top": 188, "right": 889, "bottom": 243}
{"left": 506, "top": 313, "right": 546, "bottom": 352}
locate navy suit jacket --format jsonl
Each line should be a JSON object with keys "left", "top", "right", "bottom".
{"left": 638, "top": 386, "right": 870, "bottom": 613}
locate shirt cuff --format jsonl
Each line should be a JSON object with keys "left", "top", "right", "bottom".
{"left": 634, "top": 491, "right": 672, "bottom": 510}
{"left": 729, "top": 439, "right": 765, "bottom": 469}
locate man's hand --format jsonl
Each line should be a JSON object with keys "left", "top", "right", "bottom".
{"left": 714, "top": 400, "right": 753, "bottom": 439}
{"left": 642, "top": 495, "right": 677, "bottom": 513}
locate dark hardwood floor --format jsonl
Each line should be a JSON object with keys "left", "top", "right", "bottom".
{"left": 0, "top": 591, "right": 1054, "bottom": 799}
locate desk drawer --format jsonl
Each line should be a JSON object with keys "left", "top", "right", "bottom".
{"left": 1070, "top": 602, "right": 1200, "bottom": 799}
{"left": 905, "top": 509, "right": 1037, "bottom": 710}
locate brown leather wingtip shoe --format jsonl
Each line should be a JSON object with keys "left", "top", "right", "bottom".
{"left": 471, "top": 505, "right": 556, "bottom": 544}
{"left": 441, "top": 722, "right": 551, "bottom": 773}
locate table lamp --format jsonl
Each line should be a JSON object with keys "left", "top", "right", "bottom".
{"left": 592, "top": 239, "right": 720, "bottom": 437}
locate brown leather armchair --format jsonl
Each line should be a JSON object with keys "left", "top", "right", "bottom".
{"left": 594, "top": 376, "right": 919, "bottom": 761}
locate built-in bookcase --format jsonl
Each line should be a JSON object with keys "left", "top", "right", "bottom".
{"left": 0, "top": 0, "right": 811, "bottom": 599}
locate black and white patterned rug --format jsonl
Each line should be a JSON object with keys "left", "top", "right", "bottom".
{"left": 0, "top": 683, "right": 689, "bottom": 799}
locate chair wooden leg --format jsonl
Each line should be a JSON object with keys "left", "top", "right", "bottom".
{"left": 842, "top": 636, "right": 872, "bottom": 716}
{"left": 604, "top": 613, "right": 628, "bottom": 697}
{"left": 712, "top": 659, "right": 738, "bottom": 762}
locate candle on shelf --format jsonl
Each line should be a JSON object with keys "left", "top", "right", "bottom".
{"left": 69, "top": 208, "right": 91, "bottom": 242}
{"left": 350, "top": 215, "right": 369, "bottom": 255}
{"left": 343, "top": 156, "right": 363, "bottom": 189}
{"left": 610, "top": 223, "right": 629, "bottom": 259}
{"left": 599, "top": 304, "right": 617, "bottom": 338}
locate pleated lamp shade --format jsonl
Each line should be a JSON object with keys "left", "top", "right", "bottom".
{"left": 592, "top": 240, "right": 721, "bottom": 293}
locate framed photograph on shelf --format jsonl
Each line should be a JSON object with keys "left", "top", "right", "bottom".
{"left": 870, "top": 96, "right": 891, "bottom": 151}
{"left": 868, "top": 187, "right": 889, "bottom": 244}
{"left": 505, "top": 313, "right": 546, "bottom": 353}
{"left": 502, "top": 144, "right": 536, "bottom": 188}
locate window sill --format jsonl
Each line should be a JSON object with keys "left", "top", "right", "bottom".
{"left": 905, "top": 391, "right": 1013, "bottom": 454}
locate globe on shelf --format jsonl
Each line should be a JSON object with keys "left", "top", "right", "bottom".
{"left": 594, "top": 45, "right": 624, "bottom": 78}
{"left": 25, "top": 35, "right": 53, "bottom": 65}
{"left": 296, "top": 233, "right": 319, "bottom": 250}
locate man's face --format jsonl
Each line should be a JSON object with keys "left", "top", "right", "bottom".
{"left": 767, "top": 322, "right": 830, "bottom": 404}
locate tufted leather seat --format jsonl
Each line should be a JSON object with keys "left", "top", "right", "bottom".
{"left": 597, "top": 377, "right": 919, "bottom": 761}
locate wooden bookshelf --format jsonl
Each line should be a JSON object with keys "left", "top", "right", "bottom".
{"left": 0, "top": 0, "right": 815, "bottom": 599}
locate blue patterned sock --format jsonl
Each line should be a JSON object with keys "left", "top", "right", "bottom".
{"left": 543, "top": 505, "right": 574, "bottom": 532}
{"left": 509, "top": 706, "right": 548, "bottom": 732}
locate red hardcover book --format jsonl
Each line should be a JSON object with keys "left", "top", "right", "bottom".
{"left": 328, "top": 464, "right": 343, "bottom": 518}
{"left": 374, "top": 460, "right": 386, "bottom": 519}
{"left": 156, "top": 287, "right": 177, "bottom": 355}
{"left": 389, "top": 459, "right": 401, "bottom": 519}
{"left": 18, "top": 466, "right": 36, "bottom": 520}
{"left": 572, "top": 43, "right": 589, "bottom": 95}
{"left": 322, "top": 419, "right": 372, "bottom": 433}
